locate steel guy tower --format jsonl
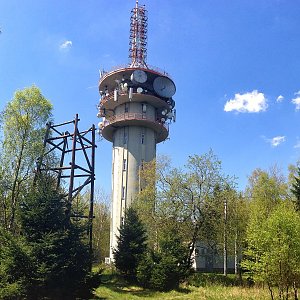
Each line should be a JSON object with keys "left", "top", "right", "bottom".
{"left": 97, "top": 0, "right": 176, "bottom": 259}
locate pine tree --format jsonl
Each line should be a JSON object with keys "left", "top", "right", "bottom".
{"left": 113, "top": 207, "right": 147, "bottom": 278}
{"left": 19, "top": 175, "right": 90, "bottom": 299}
{"left": 291, "top": 166, "right": 300, "bottom": 211}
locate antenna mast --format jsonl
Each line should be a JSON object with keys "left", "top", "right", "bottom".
{"left": 129, "top": 0, "right": 148, "bottom": 68}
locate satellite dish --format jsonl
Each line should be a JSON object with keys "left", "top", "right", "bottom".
{"left": 153, "top": 76, "right": 176, "bottom": 98}
{"left": 166, "top": 112, "right": 173, "bottom": 119}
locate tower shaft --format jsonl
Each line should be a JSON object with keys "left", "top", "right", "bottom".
{"left": 98, "top": 1, "right": 176, "bottom": 261}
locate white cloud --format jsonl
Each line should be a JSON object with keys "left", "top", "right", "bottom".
{"left": 268, "top": 136, "right": 286, "bottom": 147}
{"left": 294, "top": 140, "right": 300, "bottom": 149}
{"left": 59, "top": 40, "right": 72, "bottom": 50}
{"left": 292, "top": 91, "right": 300, "bottom": 110}
{"left": 276, "top": 95, "right": 284, "bottom": 102}
{"left": 224, "top": 90, "right": 268, "bottom": 113}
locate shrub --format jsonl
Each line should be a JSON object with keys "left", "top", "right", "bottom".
{"left": 0, "top": 229, "right": 33, "bottom": 300}
{"left": 137, "top": 228, "right": 191, "bottom": 291}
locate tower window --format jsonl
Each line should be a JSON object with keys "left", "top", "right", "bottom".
{"left": 141, "top": 133, "right": 145, "bottom": 144}
{"left": 142, "top": 103, "right": 147, "bottom": 113}
{"left": 125, "top": 103, "right": 129, "bottom": 113}
{"left": 123, "top": 131, "right": 128, "bottom": 144}
{"left": 123, "top": 159, "right": 127, "bottom": 171}
{"left": 141, "top": 159, "right": 144, "bottom": 170}
{"left": 122, "top": 186, "right": 125, "bottom": 199}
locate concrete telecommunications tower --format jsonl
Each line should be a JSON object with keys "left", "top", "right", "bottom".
{"left": 97, "top": 0, "right": 176, "bottom": 259}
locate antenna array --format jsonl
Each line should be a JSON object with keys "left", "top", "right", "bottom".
{"left": 129, "top": 1, "right": 148, "bottom": 68}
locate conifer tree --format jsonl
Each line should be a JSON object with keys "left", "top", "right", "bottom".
{"left": 19, "top": 175, "right": 90, "bottom": 299}
{"left": 137, "top": 228, "right": 191, "bottom": 291}
{"left": 291, "top": 166, "right": 300, "bottom": 211}
{"left": 113, "top": 207, "right": 147, "bottom": 278}
{"left": 0, "top": 229, "right": 33, "bottom": 299}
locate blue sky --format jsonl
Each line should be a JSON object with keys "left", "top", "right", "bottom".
{"left": 1, "top": 0, "right": 300, "bottom": 192}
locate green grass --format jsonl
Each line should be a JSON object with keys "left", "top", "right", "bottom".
{"left": 92, "top": 274, "right": 270, "bottom": 300}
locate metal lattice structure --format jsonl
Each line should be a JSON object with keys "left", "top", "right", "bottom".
{"left": 129, "top": 0, "right": 148, "bottom": 68}
{"left": 36, "top": 114, "right": 96, "bottom": 255}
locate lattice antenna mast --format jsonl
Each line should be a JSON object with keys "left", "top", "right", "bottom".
{"left": 129, "top": 0, "right": 148, "bottom": 68}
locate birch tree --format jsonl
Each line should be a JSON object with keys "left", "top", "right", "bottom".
{"left": 0, "top": 85, "right": 52, "bottom": 231}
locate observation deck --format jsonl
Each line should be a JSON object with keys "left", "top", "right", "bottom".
{"left": 97, "top": 65, "right": 176, "bottom": 144}
{"left": 100, "top": 112, "right": 168, "bottom": 143}
{"left": 99, "top": 91, "right": 170, "bottom": 118}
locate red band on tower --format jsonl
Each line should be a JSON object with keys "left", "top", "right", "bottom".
{"left": 129, "top": 1, "right": 148, "bottom": 68}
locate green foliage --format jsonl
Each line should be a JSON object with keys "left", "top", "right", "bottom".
{"left": 137, "top": 228, "right": 191, "bottom": 291}
{"left": 0, "top": 85, "right": 53, "bottom": 230}
{"left": 92, "top": 188, "right": 110, "bottom": 263}
{"left": 135, "top": 151, "right": 237, "bottom": 273}
{"left": 19, "top": 175, "right": 90, "bottom": 299}
{"left": 246, "top": 168, "right": 288, "bottom": 223}
{"left": 133, "top": 158, "right": 160, "bottom": 250}
{"left": 243, "top": 202, "right": 300, "bottom": 299}
{"left": 188, "top": 273, "right": 243, "bottom": 287}
{"left": 291, "top": 166, "right": 300, "bottom": 211}
{"left": 20, "top": 177, "right": 68, "bottom": 240}
{"left": 113, "top": 207, "right": 147, "bottom": 278}
{"left": 0, "top": 229, "right": 33, "bottom": 299}
{"left": 136, "top": 253, "right": 154, "bottom": 287}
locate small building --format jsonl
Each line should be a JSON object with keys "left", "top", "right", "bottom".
{"left": 192, "top": 241, "right": 236, "bottom": 273}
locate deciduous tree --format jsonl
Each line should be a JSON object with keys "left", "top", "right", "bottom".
{"left": 135, "top": 151, "right": 236, "bottom": 268}
{"left": 92, "top": 188, "right": 110, "bottom": 263}
{"left": 243, "top": 202, "right": 300, "bottom": 300}
{"left": 0, "top": 85, "right": 52, "bottom": 231}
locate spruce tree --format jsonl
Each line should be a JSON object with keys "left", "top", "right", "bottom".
{"left": 19, "top": 175, "right": 90, "bottom": 299}
{"left": 113, "top": 207, "right": 147, "bottom": 278}
{"left": 291, "top": 166, "right": 300, "bottom": 211}
{"left": 137, "top": 228, "right": 191, "bottom": 291}
{"left": 0, "top": 229, "right": 33, "bottom": 299}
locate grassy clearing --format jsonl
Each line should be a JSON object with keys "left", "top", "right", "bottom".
{"left": 93, "top": 275, "right": 270, "bottom": 300}
{"left": 94, "top": 284, "right": 269, "bottom": 300}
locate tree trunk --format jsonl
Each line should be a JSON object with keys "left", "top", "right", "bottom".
{"left": 8, "top": 138, "right": 26, "bottom": 231}
{"left": 187, "top": 223, "right": 200, "bottom": 268}
{"left": 268, "top": 283, "right": 274, "bottom": 300}
{"left": 223, "top": 198, "right": 228, "bottom": 276}
{"left": 293, "top": 282, "right": 298, "bottom": 300}
{"left": 234, "top": 229, "right": 238, "bottom": 275}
